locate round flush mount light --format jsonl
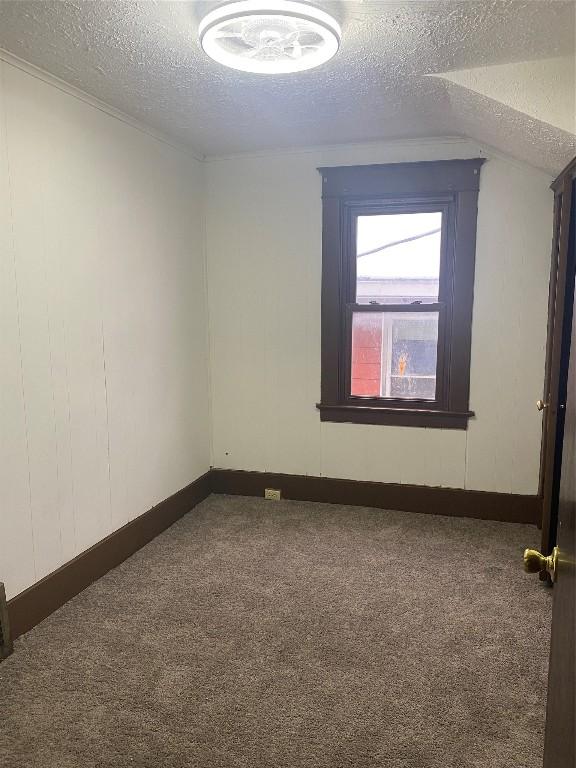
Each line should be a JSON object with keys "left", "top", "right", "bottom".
{"left": 198, "top": 0, "right": 341, "bottom": 74}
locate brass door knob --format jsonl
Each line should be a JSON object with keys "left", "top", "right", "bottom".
{"left": 536, "top": 399, "right": 548, "bottom": 411}
{"left": 524, "top": 546, "right": 559, "bottom": 581}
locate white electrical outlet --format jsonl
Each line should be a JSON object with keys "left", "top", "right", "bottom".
{"left": 264, "top": 488, "right": 281, "bottom": 500}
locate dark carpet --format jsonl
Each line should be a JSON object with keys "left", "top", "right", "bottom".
{"left": 0, "top": 495, "right": 551, "bottom": 768}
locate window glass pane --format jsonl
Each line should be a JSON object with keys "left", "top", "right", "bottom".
{"left": 356, "top": 212, "right": 442, "bottom": 305}
{"left": 351, "top": 311, "right": 438, "bottom": 400}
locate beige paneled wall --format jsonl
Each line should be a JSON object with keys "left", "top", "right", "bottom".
{"left": 0, "top": 60, "right": 211, "bottom": 599}
{"left": 0, "top": 60, "right": 554, "bottom": 601}
{"left": 205, "top": 140, "right": 553, "bottom": 495}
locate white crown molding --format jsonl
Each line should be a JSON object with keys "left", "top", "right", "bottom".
{"left": 1, "top": 47, "right": 555, "bottom": 178}
{"left": 0, "top": 47, "right": 205, "bottom": 162}
{"left": 203, "top": 136, "right": 556, "bottom": 178}
{"left": 203, "top": 135, "right": 480, "bottom": 163}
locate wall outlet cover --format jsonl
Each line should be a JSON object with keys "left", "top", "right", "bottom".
{"left": 264, "top": 488, "right": 282, "bottom": 500}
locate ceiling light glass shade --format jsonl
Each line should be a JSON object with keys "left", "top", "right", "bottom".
{"left": 198, "top": 0, "right": 341, "bottom": 74}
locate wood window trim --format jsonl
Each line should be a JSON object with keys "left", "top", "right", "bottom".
{"left": 317, "top": 159, "right": 485, "bottom": 429}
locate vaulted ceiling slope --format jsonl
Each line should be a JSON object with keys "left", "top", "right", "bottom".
{"left": 0, "top": 0, "right": 574, "bottom": 172}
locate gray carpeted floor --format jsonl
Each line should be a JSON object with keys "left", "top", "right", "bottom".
{"left": 1, "top": 495, "right": 552, "bottom": 768}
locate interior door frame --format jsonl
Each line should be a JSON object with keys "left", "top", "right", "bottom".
{"left": 539, "top": 158, "right": 576, "bottom": 559}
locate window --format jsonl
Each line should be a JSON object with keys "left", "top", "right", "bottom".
{"left": 317, "top": 159, "right": 484, "bottom": 428}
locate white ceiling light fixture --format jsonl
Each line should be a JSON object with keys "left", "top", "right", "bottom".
{"left": 198, "top": 0, "right": 341, "bottom": 74}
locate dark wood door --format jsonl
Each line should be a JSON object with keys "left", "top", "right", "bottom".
{"left": 543, "top": 268, "right": 576, "bottom": 768}
{"left": 540, "top": 163, "right": 576, "bottom": 768}
{"left": 540, "top": 165, "right": 575, "bottom": 559}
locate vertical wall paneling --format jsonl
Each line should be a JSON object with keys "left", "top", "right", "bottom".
{"left": 464, "top": 159, "right": 552, "bottom": 493}
{"left": 206, "top": 142, "right": 553, "bottom": 495}
{"left": 0, "top": 58, "right": 554, "bottom": 599}
{"left": 0, "top": 60, "right": 37, "bottom": 597}
{"left": 0, "top": 60, "right": 211, "bottom": 599}
{"left": 3, "top": 67, "right": 64, "bottom": 579}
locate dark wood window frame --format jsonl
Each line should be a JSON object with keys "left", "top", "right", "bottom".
{"left": 317, "top": 159, "right": 485, "bottom": 429}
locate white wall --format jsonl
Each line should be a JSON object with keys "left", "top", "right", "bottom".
{"left": 0, "top": 59, "right": 211, "bottom": 600}
{"left": 0, "top": 61, "right": 555, "bottom": 602}
{"left": 205, "top": 140, "right": 553, "bottom": 496}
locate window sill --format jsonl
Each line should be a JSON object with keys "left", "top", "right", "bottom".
{"left": 316, "top": 403, "right": 474, "bottom": 429}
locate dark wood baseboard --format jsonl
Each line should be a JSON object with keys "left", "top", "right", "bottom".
{"left": 6, "top": 467, "right": 541, "bottom": 644}
{"left": 7, "top": 472, "right": 212, "bottom": 641}
{"left": 211, "top": 469, "right": 542, "bottom": 526}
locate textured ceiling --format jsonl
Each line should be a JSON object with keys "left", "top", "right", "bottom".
{"left": 0, "top": 0, "right": 574, "bottom": 171}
